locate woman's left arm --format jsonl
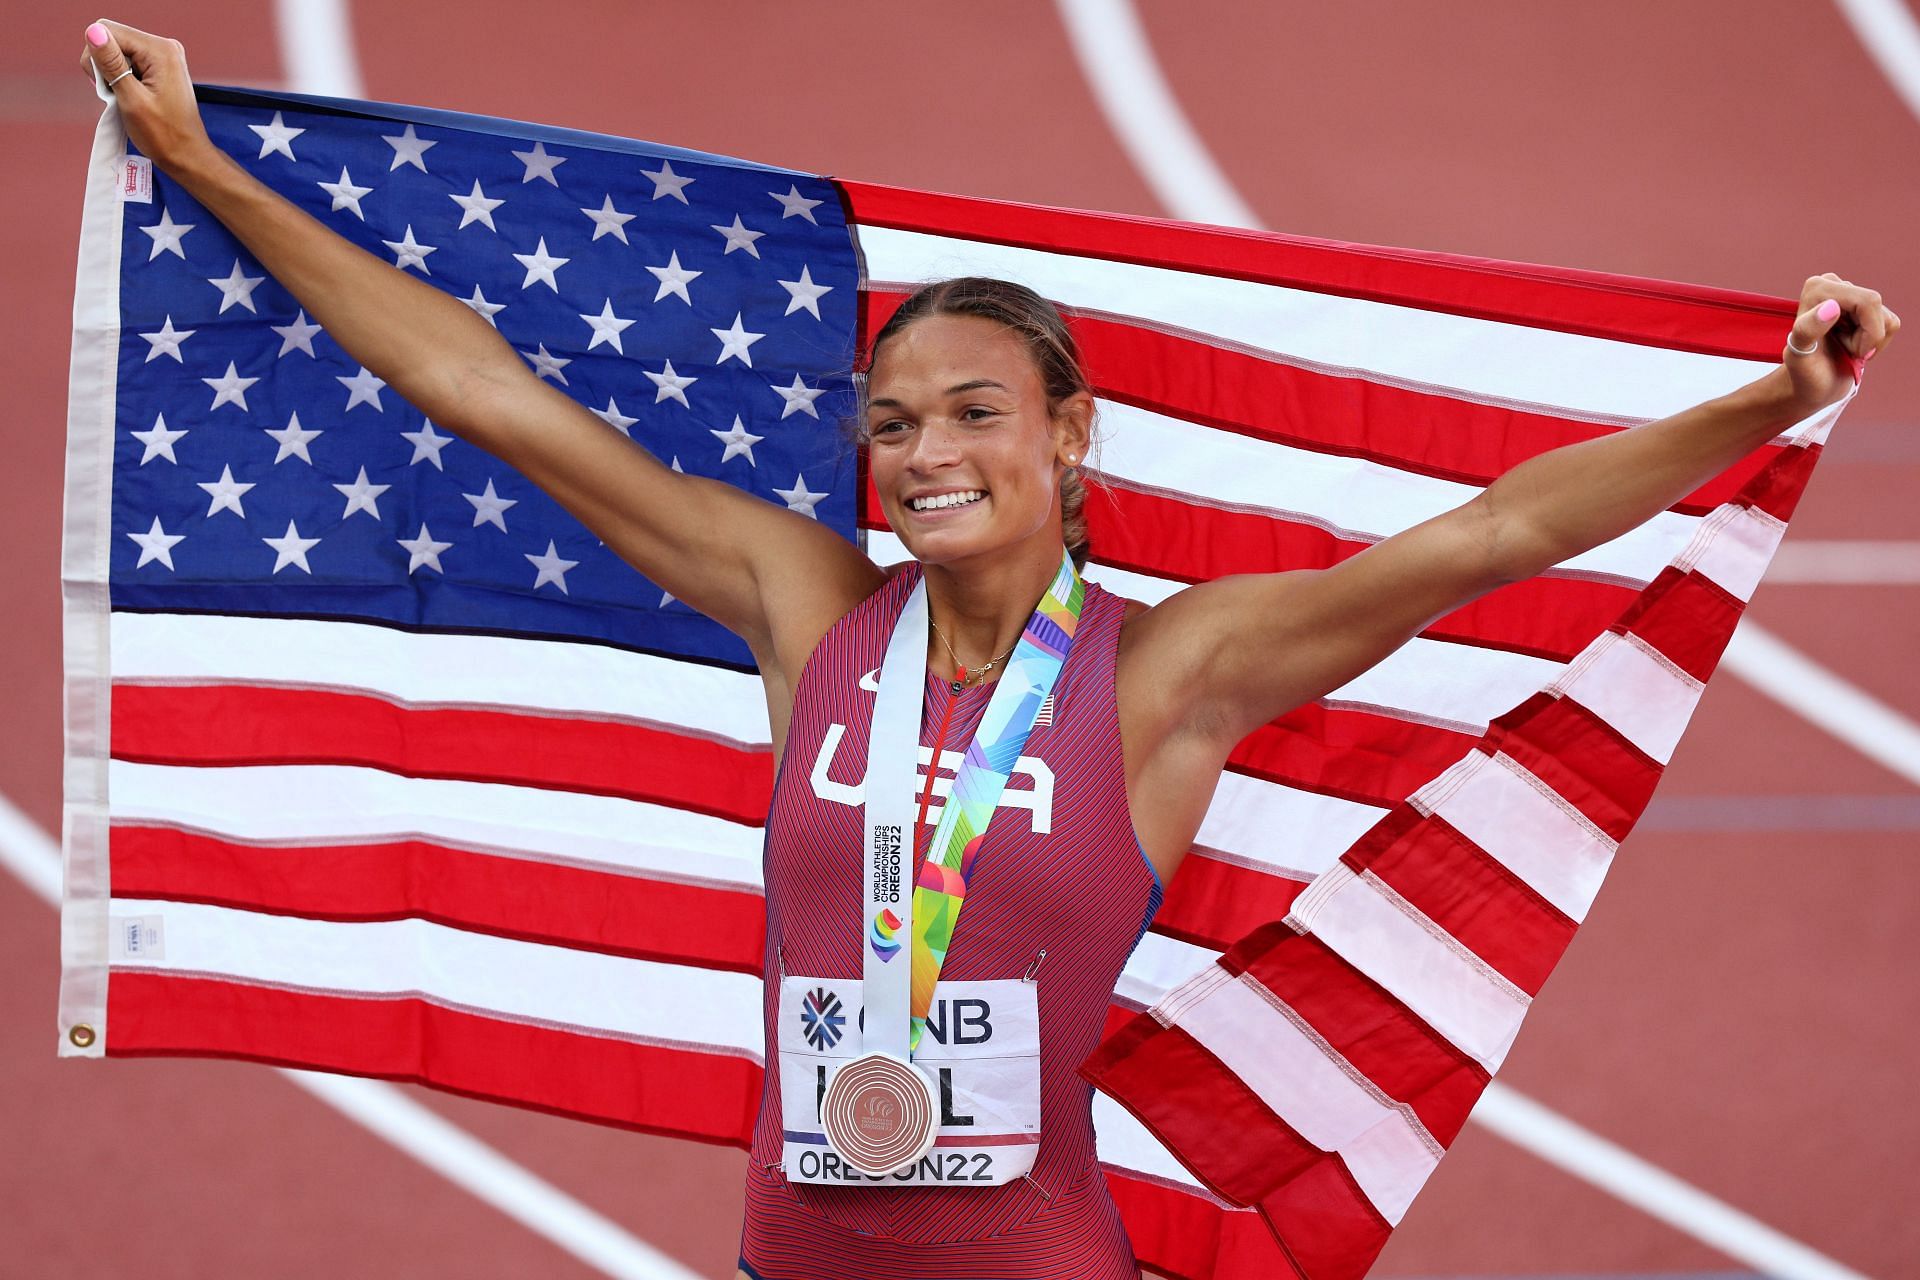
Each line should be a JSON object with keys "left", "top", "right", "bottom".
{"left": 1130, "top": 274, "right": 1900, "bottom": 750}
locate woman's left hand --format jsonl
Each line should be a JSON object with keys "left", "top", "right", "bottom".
{"left": 1781, "top": 273, "right": 1900, "bottom": 415}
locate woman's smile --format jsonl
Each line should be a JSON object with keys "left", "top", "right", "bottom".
{"left": 905, "top": 488, "right": 989, "bottom": 517}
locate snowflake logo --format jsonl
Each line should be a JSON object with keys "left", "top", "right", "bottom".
{"left": 801, "top": 987, "right": 846, "bottom": 1051}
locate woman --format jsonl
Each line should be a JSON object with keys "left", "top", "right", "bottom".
{"left": 79, "top": 19, "right": 1897, "bottom": 1280}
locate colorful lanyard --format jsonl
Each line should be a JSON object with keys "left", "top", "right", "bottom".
{"left": 859, "top": 549, "right": 1086, "bottom": 1059}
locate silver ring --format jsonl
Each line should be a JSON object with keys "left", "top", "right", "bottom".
{"left": 1785, "top": 332, "right": 1819, "bottom": 357}
{"left": 105, "top": 67, "right": 136, "bottom": 88}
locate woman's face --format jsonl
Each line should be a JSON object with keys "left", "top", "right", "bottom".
{"left": 865, "top": 313, "right": 1087, "bottom": 569}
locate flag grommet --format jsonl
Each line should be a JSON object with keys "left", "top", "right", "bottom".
{"left": 68, "top": 1024, "right": 97, "bottom": 1049}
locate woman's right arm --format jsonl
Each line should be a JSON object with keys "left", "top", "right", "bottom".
{"left": 82, "top": 20, "right": 886, "bottom": 686}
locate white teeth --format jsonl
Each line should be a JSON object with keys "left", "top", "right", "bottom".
{"left": 910, "top": 490, "right": 984, "bottom": 511}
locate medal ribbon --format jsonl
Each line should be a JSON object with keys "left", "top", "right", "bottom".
{"left": 858, "top": 549, "right": 1085, "bottom": 1060}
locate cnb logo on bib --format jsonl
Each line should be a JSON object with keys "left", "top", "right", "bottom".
{"left": 777, "top": 976, "right": 1042, "bottom": 1186}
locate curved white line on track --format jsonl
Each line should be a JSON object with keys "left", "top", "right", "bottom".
{"left": 1052, "top": 0, "right": 1264, "bottom": 228}
{"left": 1, "top": 791, "right": 701, "bottom": 1280}
{"left": 1056, "top": 4, "right": 1900, "bottom": 1275}
{"left": 1833, "top": 0, "right": 1920, "bottom": 126}
{"left": 1473, "top": 1086, "right": 1870, "bottom": 1280}
{"left": 274, "top": 0, "right": 365, "bottom": 97}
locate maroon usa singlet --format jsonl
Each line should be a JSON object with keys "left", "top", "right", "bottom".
{"left": 739, "top": 563, "right": 1163, "bottom": 1279}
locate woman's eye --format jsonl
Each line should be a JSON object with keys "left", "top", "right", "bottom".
{"left": 963, "top": 407, "right": 997, "bottom": 422}
{"left": 872, "top": 419, "right": 908, "bottom": 436}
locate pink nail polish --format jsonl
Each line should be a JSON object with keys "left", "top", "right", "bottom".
{"left": 86, "top": 22, "right": 108, "bottom": 47}
{"left": 1816, "top": 299, "right": 1841, "bottom": 323}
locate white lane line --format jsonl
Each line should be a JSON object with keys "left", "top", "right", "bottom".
{"left": 1724, "top": 618, "right": 1920, "bottom": 788}
{"left": 1065, "top": 10, "right": 1896, "bottom": 1273}
{"left": 1833, "top": 0, "right": 1920, "bottom": 127}
{"left": 274, "top": 0, "right": 364, "bottom": 97}
{"left": 0, "top": 790, "right": 701, "bottom": 1280}
{"left": 1052, "top": 0, "right": 1265, "bottom": 228}
{"left": 0, "top": 793, "right": 59, "bottom": 903}
{"left": 1473, "top": 1085, "right": 1871, "bottom": 1280}
{"left": 285, "top": 1072, "right": 704, "bottom": 1280}
{"left": 1766, "top": 540, "right": 1920, "bottom": 583}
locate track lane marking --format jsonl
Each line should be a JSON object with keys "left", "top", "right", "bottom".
{"left": 1724, "top": 619, "right": 1920, "bottom": 788}
{"left": 273, "top": 0, "right": 364, "bottom": 97}
{"left": 1833, "top": 0, "right": 1920, "bottom": 127}
{"left": 1053, "top": 0, "right": 1264, "bottom": 228}
{"left": 1473, "top": 1086, "right": 1870, "bottom": 1280}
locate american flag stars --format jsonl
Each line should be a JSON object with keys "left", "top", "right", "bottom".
{"left": 512, "top": 237, "right": 569, "bottom": 290}
{"left": 113, "top": 98, "right": 856, "bottom": 664}
{"left": 264, "top": 411, "right": 322, "bottom": 464}
{"left": 710, "top": 214, "right": 765, "bottom": 258}
{"left": 769, "top": 185, "right": 823, "bottom": 224}
{"left": 337, "top": 366, "right": 386, "bottom": 411}
{"left": 580, "top": 299, "right": 636, "bottom": 353}
{"left": 132, "top": 412, "right": 187, "bottom": 464}
{"left": 383, "top": 225, "right": 438, "bottom": 273}
{"left": 592, "top": 399, "right": 639, "bottom": 437}
{"left": 141, "top": 207, "right": 194, "bottom": 260}
{"left": 402, "top": 420, "right": 455, "bottom": 468}
{"left": 382, "top": 123, "right": 436, "bottom": 173}
{"left": 581, "top": 195, "right": 636, "bottom": 244}
{"left": 645, "top": 251, "right": 700, "bottom": 304}
{"left": 141, "top": 316, "right": 194, "bottom": 363}
{"left": 777, "top": 265, "right": 832, "bottom": 319}
{"left": 710, "top": 313, "right": 765, "bottom": 367}
{"left": 711, "top": 416, "right": 764, "bottom": 465}
{"left": 333, "top": 467, "right": 391, "bottom": 520}
{"left": 317, "top": 167, "right": 373, "bottom": 219}
{"left": 271, "top": 309, "right": 322, "bottom": 357}
{"left": 197, "top": 465, "right": 254, "bottom": 518}
{"left": 248, "top": 111, "right": 304, "bottom": 161}
{"left": 459, "top": 283, "right": 506, "bottom": 325}
{"left": 126, "top": 516, "right": 185, "bottom": 569}
{"left": 206, "top": 259, "right": 264, "bottom": 313}
{"left": 398, "top": 523, "right": 452, "bottom": 573}
{"left": 641, "top": 160, "right": 695, "bottom": 203}
{"left": 463, "top": 479, "right": 518, "bottom": 532}
{"left": 645, "top": 359, "right": 698, "bottom": 408}
{"left": 203, "top": 362, "right": 258, "bottom": 412}
{"left": 522, "top": 343, "right": 573, "bottom": 384}
{"left": 451, "top": 179, "right": 505, "bottom": 231}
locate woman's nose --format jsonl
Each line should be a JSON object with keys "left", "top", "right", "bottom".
{"left": 908, "top": 421, "right": 964, "bottom": 469}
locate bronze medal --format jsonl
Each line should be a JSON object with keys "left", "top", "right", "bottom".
{"left": 820, "top": 1051, "right": 939, "bottom": 1176}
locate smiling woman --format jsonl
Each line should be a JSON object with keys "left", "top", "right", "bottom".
{"left": 865, "top": 277, "right": 1098, "bottom": 574}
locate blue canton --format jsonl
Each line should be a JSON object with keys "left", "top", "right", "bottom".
{"left": 111, "top": 85, "right": 862, "bottom": 670}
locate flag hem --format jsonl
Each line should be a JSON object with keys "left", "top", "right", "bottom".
{"left": 58, "top": 103, "right": 130, "bottom": 1058}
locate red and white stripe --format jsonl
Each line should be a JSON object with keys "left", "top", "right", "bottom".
{"left": 71, "top": 176, "right": 1848, "bottom": 1280}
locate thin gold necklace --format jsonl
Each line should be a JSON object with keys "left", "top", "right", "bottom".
{"left": 929, "top": 617, "right": 1018, "bottom": 690}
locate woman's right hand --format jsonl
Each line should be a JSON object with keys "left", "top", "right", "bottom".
{"left": 79, "top": 19, "right": 214, "bottom": 171}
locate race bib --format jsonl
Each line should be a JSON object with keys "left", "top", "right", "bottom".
{"left": 777, "top": 975, "right": 1041, "bottom": 1186}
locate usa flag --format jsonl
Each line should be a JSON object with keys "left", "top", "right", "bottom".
{"left": 60, "top": 84, "right": 1851, "bottom": 1279}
